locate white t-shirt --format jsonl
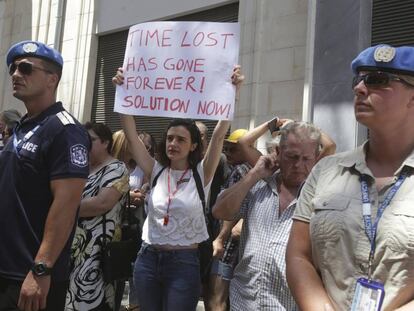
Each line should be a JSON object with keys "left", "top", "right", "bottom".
{"left": 142, "top": 160, "right": 211, "bottom": 246}
{"left": 129, "top": 166, "right": 144, "bottom": 189}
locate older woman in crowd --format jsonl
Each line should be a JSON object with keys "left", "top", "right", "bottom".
{"left": 65, "top": 122, "right": 129, "bottom": 311}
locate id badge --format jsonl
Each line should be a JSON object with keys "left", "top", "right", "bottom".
{"left": 351, "top": 278, "right": 385, "bottom": 311}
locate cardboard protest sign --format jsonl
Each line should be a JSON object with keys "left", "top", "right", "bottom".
{"left": 114, "top": 21, "right": 240, "bottom": 120}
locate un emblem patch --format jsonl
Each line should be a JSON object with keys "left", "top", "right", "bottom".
{"left": 22, "top": 42, "right": 38, "bottom": 53}
{"left": 70, "top": 144, "right": 88, "bottom": 167}
{"left": 374, "top": 46, "right": 396, "bottom": 62}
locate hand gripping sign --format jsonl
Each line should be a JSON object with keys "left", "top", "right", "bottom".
{"left": 114, "top": 21, "right": 240, "bottom": 121}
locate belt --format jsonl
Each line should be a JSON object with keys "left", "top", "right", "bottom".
{"left": 144, "top": 243, "right": 198, "bottom": 252}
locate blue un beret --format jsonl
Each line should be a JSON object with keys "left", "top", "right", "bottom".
{"left": 6, "top": 40, "right": 63, "bottom": 68}
{"left": 351, "top": 44, "right": 414, "bottom": 76}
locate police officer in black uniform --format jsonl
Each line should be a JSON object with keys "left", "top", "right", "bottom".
{"left": 0, "top": 41, "right": 90, "bottom": 311}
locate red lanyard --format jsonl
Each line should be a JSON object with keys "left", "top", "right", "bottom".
{"left": 163, "top": 167, "right": 189, "bottom": 226}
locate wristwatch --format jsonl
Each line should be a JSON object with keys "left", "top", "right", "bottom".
{"left": 31, "top": 262, "right": 52, "bottom": 277}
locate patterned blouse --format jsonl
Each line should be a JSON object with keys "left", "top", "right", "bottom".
{"left": 65, "top": 159, "right": 129, "bottom": 311}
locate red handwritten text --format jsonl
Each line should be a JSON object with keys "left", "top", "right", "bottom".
{"left": 125, "top": 75, "right": 204, "bottom": 93}
{"left": 123, "top": 95, "right": 189, "bottom": 113}
{"left": 197, "top": 100, "right": 231, "bottom": 118}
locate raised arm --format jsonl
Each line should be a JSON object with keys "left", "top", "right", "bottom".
{"left": 238, "top": 117, "right": 278, "bottom": 146}
{"left": 120, "top": 114, "right": 155, "bottom": 178}
{"left": 213, "top": 153, "right": 278, "bottom": 220}
{"left": 113, "top": 68, "right": 155, "bottom": 178}
{"left": 317, "top": 131, "right": 336, "bottom": 161}
{"left": 203, "top": 66, "right": 244, "bottom": 184}
{"left": 203, "top": 119, "right": 230, "bottom": 184}
{"left": 237, "top": 117, "right": 290, "bottom": 166}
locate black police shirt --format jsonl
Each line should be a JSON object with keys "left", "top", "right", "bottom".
{"left": 0, "top": 102, "right": 90, "bottom": 282}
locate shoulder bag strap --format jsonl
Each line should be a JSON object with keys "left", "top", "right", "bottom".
{"left": 192, "top": 167, "right": 205, "bottom": 210}
{"left": 150, "top": 165, "right": 205, "bottom": 212}
{"left": 97, "top": 165, "right": 109, "bottom": 249}
{"left": 151, "top": 166, "right": 166, "bottom": 189}
{"left": 124, "top": 190, "right": 133, "bottom": 225}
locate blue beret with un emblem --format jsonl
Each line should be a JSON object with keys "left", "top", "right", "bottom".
{"left": 351, "top": 44, "right": 414, "bottom": 76}
{"left": 6, "top": 40, "right": 63, "bottom": 68}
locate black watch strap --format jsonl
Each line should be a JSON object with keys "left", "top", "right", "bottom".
{"left": 31, "top": 262, "right": 52, "bottom": 276}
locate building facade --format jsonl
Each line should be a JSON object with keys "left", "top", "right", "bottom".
{"left": 1, "top": 0, "right": 413, "bottom": 151}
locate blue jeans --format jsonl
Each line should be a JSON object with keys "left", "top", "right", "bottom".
{"left": 133, "top": 243, "right": 201, "bottom": 311}
{"left": 210, "top": 258, "right": 234, "bottom": 281}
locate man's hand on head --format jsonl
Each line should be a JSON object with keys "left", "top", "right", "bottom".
{"left": 251, "top": 153, "right": 279, "bottom": 179}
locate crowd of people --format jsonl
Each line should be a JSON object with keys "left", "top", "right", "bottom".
{"left": 1, "top": 39, "right": 414, "bottom": 311}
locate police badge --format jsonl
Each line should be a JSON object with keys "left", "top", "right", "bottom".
{"left": 70, "top": 144, "right": 88, "bottom": 167}
{"left": 374, "top": 46, "right": 396, "bottom": 63}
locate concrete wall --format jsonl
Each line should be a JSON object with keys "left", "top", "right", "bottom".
{"left": 0, "top": 0, "right": 309, "bottom": 144}
{"left": 0, "top": 0, "right": 32, "bottom": 114}
{"left": 58, "top": 0, "right": 98, "bottom": 122}
{"left": 236, "top": 0, "right": 308, "bottom": 150}
{"left": 308, "top": 0, "right": 371, "bottom": 152}
{"left": 96, "top": 0, "right": 236, "bottom": 34}
{"left": 0, "top": 0, "right": 97, "bottom": 122}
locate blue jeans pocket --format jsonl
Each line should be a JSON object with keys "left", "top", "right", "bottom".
{"left": 137, "top": 243, "right": 149, "bottom": 257}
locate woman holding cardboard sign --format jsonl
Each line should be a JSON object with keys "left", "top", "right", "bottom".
{"left": 113, "top": 66, "right": 243, "bottom": 311}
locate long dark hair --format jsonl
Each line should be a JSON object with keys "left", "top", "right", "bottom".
{"left": 158, "top": 119, "right": 203, "bottom": 169}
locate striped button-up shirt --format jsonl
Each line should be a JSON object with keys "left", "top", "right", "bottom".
{"left": 229, "top": 172, "right": 298, "bottom": 311}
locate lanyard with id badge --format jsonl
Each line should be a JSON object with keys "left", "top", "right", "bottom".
{"left": 351, "top": 171, "right": 407, "bottom": 311}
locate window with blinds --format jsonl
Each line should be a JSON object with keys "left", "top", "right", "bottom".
{"left": 371, "top": 0, "right": 414, "bottom": 45}
{"left": 91, "top": 2, "right": 239, "bottom": 143}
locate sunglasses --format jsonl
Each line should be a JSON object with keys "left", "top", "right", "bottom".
{"left": 9, "top": 61, "right": 52, "bottom": 76}
{"left": 352, "top": 71, "right": 414, "bottom": 89}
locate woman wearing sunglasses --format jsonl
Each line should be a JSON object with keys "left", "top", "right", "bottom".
{"left": 112, "top": 66, "right": 243, "bottom": 311}
{"left": 287, "top": 44, "right": 414, "bottom": 311}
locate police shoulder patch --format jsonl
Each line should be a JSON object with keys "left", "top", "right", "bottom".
{"left": 56, "top": 111, "right": 75, "bottom": 125}
{"left": 70, "top": 144, "right": 88, "bottom": 167}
